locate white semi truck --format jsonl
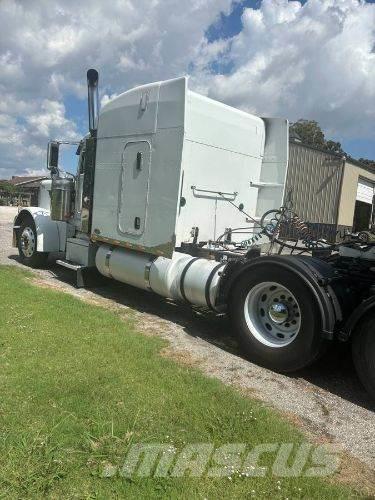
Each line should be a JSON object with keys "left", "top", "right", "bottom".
{"left": 13, "top": 70, "right": 375, "bottom": 398}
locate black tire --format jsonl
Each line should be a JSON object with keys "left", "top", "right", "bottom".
{"left": 352, "top": 311, "right": 375, "bottom": 400}
{"left": 18, "top": 218, "right": 49, "bottom": 268}
{"left": 229, "top": 264, "right": 325, "bottom": 373}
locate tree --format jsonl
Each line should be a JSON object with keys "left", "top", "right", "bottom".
{"left": 325, "top": 140, "right": 344, "bottom": 154}
{"left": 290, "top": 119, "right": 326, "bottom": 149}
{"left": 358, "top": 158, "right": 375, "bottom": 170}
{"left": 0, "top": 181, "right": 16, "bottom": 195}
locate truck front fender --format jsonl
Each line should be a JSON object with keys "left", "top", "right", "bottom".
{"left": 13, "top": 207, "right": 72, "bottom": 253}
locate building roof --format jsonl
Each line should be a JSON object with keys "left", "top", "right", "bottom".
{"left": 0, "top": 176, "right": 49, "bottom": 190}
{"left": 9, "top": 175, "right": 48, "bottom": 185}
{"left": 345, "top": 158, "right": 375, "bottom": 175}
{"left": 289, "top": 137, "right": 344, "bottom": 159}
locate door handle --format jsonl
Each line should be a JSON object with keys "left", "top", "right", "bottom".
{"left": 136, "top": 152, "right": 143, "bottom": 171}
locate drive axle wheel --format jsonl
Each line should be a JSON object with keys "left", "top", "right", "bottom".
{"left": 352, "top": 312, "right": 375, "bottom": 399}
{"left": 18, "top": 218, "right": 48, "bottom": 268}
{"left": 229, "top": 264, "right": 325, "bottom": 372}
{"left": 244, "top": 282, "right": 301, "bottom": 347}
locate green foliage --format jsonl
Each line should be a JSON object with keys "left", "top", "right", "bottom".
{"left": 0, "top": 180, "right": 16, "bottom": 195}
{"left": 358, "top": 158, "right": 375, "bottom": 170}
{"left": 290, "top": 120, "right": 326, "bottom": 149}
{"left": 325, "top": 140, "right": 344, "bottom": 154}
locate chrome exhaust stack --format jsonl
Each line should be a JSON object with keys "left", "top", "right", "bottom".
{"left": 87, "top": 69, "right": 99, "bottom": 136}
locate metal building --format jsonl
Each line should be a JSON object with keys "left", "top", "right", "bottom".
{"left": 337, "top": 161, "right": 375, "bottom": 235}
{"left": 284, "top": 139, "right": 375, "bottom": 241}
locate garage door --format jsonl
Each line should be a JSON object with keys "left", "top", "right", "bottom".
{"left": 356, "top": 178, "right": 374, "bottom": 205}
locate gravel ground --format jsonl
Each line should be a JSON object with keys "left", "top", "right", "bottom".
{"left": 1, "top": 206, "right": 374, "bottom": 482}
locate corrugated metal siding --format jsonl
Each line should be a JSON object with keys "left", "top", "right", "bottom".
{"left": 285, "top": 142, "right": 344, "bottom": 226}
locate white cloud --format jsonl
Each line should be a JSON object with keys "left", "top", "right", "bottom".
{"left": 0, "top": 99, "right": 78, "bottom": 179}
{"left": 193, "top": 0, "right": 375, "bottom": 142}
{"left": 0, "top": 0, "right": 374, "bottom": 178}
{"left": 27, "top": 100, "right": 78, "bottom": 140}
{"left": 0, "top": 0, "right": 232, "bottom": 178}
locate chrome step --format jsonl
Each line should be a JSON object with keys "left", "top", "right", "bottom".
{"left": 56, "top": 259, "right": 84, "bottom": 271}
{"left": 55, "top": 260, "right": 107, "bottom": 289}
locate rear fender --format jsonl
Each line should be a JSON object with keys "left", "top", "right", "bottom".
{"left": 221, "top": 255, "right": 341, "bottom": 339}
{"left": 13, "top": 207, "right": 72, "bottom": 252}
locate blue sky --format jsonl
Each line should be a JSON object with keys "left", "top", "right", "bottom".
{"left": 206, "top": 0, "right": 262, "bottom": 41}
{"left": 0, "top": 0, "right": 374, "bottom": 178}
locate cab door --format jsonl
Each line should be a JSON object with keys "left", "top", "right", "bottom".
{"left": 118, "top": 141, "right": 151, "bottom": 236}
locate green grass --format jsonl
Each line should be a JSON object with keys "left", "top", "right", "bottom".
{"left": 0, "top": 265, "right": 360, "bottom": 499}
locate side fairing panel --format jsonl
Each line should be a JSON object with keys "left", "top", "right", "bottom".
{"left": 255, "top": 118, "right": 289, "bottom": 218}
{"left": 175, "top": 140, "right": 263, "bottom": 244}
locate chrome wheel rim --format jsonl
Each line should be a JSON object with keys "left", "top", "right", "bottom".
{"left": 244, "top": 282, "right": 301, "bottom": 348}
{"left": 20, "top": 227, "right": 36, "bottom": 257}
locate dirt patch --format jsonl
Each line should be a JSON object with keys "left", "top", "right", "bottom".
{"left": 160, "top": 346, "right": 201, "bottom": 368}
{"left": 0, "top": 206, "right": 18, "bottom": 223}
{"left": 333, "top": 455, "right": 375, "bottom": 497}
